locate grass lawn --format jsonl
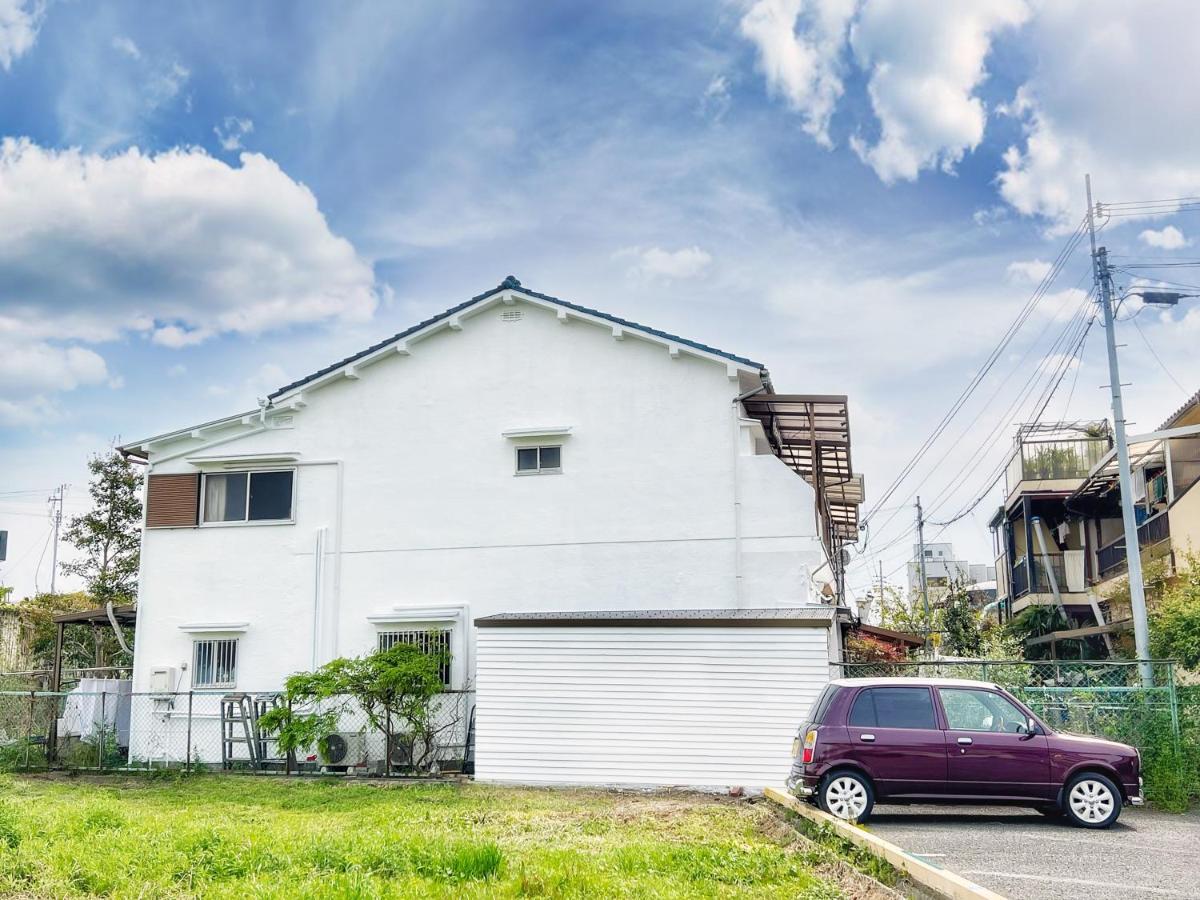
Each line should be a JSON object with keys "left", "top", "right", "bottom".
{"left": 0, "top": 774, "right": 868, "bottom": 898}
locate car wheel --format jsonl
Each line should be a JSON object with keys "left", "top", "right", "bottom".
{"left": 819, "top": 771, "right": 874, "bottom": 824}
{"left": 1064, "top": 773, "right": 1121, "bottom": 829}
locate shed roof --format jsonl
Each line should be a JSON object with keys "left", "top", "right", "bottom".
{"left": 475, "top": 607, "right": 836, "bottom": 627}
{"left": 269, "top": 276, "right": 766, "bottom": 400}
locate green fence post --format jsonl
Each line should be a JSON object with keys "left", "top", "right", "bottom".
{"left": 23, "top": 691, "right": 34, "bottom": 769}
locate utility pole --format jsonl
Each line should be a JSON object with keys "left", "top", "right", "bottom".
{"left": 48, "top": 484, "right": 64, "bottom": 595}
{"left": 1086, "top": 175, "right": 1153, "bottom": 686}
{"left": 916, "top": 496, "right": 931, "bottom": 655}
{"left": 878, "top": 561, "right": 885, "bottom": 621}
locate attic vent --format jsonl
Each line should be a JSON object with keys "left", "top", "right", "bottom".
{"left": 271, "top": 415, "right": 295, "bottom": 429}
{"left": 500, "top": 309, "right": 524, "bottom": 322}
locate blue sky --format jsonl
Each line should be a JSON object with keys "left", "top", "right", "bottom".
{"left": 2, "top": 0, "right": 1198, "bottom": 603}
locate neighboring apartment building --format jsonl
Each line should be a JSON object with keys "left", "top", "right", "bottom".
{"left": 119, "top": 277, "right": 864, "bottom": 788}
{"left": 906, "top": 541, "right": 996, "bottom": 606}
{"left": 991, "top": 395, "right": 1200, "bottom": 644}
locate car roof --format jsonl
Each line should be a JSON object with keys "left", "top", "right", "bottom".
{"left": 830, "top": 676, "right": 1000, "bottom": 689}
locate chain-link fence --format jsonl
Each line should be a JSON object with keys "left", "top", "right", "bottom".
{"left": 0, "top": 687, "right": 474, "bottom": 776}
{"left": 833, "top": 658, "right": 1197, "bottom": 806}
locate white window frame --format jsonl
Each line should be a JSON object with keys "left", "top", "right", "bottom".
{"left": 199, "top": 468, "right": 296, "bottom": 526}
{"left": 367, "top": 605, "right": 468, "bottom": 690}
{"left": 191, "top": 637, "right": 239, "bottom": 689}
{"left": 515, "top": 445, "right": 562, "bottom": 476}
{"left": 377, "top": 627, "right": 454, "bottom": 689}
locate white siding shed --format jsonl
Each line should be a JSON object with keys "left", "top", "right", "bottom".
{"left": 474, "top": 608, "right": 835, "bottom": 790}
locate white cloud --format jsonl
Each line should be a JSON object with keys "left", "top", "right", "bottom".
{"left": 0, "top": 339, "right": 109, "bottom": 425}
{"left": 1139, "top": 226, "right": 1189, "bottom": 250}
{"left": 0, "top": 138, "right": 379, "bottom": 422}
{"left": 214, "top": 116, "right": 254, "bottom": 152}
{"left": 1006, "top": 259, "right": 1051, "bottom": 283}
{"left": 997, "top": 1, "right": 1200, "bottom": 229}
{"left": 739, "top": 0, "right": 857, "bottom": 147}
{"left": 700, "top": 74, "right": 731, "bottom": 121}
{"left": 848, "top": 0, "right": 1028, "bottom": 183}
{"left": 0, "top": 0, "right": 42, "bottom": 71}
{"left": 615, "top": 245, "right": 713, "bottom": 280}
{"left": 111, "top": 35, "right": 141, "bottom": 60}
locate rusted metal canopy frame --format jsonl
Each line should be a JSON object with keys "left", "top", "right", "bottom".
{"left": 740, "top": 394, "right": 861, "bottom": 543}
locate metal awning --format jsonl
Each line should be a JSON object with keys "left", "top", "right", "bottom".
{"left": 1071, "top": 423, "right": 1200, "bottom": 501}
{"left": 741, "top": 394, "right": 863, "bottom": 540}
{"left": 52, "top": 604, "right": 137, "bottom": 626}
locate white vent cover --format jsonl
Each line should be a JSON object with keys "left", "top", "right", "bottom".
{"left": 500, "top": 309, "right": 524, "bottom": 322}
{"left": 271, "top": 415, "right": 295, "bottom": 428}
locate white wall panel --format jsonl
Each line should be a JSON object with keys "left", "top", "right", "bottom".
{"left": 475, "top": 624, "right": 830, "bottom": 789}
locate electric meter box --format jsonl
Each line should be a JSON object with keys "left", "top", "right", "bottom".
{"left": 148, "top": 666, "right": 175, "bottom": 694}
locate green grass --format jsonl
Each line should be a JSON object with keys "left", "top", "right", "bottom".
{"left": 0, "top": 775, "right": 846, "bottom": 898}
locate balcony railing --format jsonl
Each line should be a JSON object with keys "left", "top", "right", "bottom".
{"left": 1096, "top": 511, "right": 1171, "bottom": 578}
{"left": 1010, "top": 553, "right": 1067, "bottom": 599}
{"left": 1005, "top": 436, "right": 1110, "bottom": 496}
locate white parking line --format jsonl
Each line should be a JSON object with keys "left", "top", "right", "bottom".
{"left": 1012, "top": 831, "right": 1200, "bottom": 857}
{"left": 964, "top": 871, "right": 1195, "bottom": 898}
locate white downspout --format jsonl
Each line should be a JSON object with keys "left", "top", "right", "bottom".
{"left": 295, "top": 460, "right": 344, "bottom": 664}
{"left": 731, "top": 403, "right": 743, "bottom": 608}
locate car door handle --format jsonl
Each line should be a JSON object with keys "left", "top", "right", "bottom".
{"left": 957, "top": 737, "right": 973, "bottom": 745}
{"left": 859, "top": 733, "right": 876, "bottom": 742}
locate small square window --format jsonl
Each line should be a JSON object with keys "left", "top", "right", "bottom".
{"left": 192, "top": 638, "right": 238, "bottom": 688}
{"left": 378, "top": 628, "right": 453, "bottom": 688}
{"left": 516, "top": 447, "right": 539, "bottom": 472}
{"left": 515, "top": 445, "right": 562, "bottom": 474}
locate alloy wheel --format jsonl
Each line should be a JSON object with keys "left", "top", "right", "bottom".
{"left": 1068, "top": 778, "right": 1115, "bottom": 824}
{"left": 825, "top": 776, "right": 868, "bottom": 820}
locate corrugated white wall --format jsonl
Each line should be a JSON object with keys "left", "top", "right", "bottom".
{"left": 474, "top": 624, "right": 830, "bottom": 789}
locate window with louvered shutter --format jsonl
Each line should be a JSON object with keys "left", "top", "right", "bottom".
{"left": 145, "top": 474, "right": 201, "bottom": 528}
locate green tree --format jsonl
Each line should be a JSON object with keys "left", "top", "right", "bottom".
{"left": 260, "top": 642, "right": 465, "bottom": 773}
{"left": 942, "top": 578, "right": 983, "bottom": 657}
{"left": 14, "top": 591, "right": 117, "bottom": 671}
{"left": 60, "top": 451, "right": 143, "bottom": 605}
{"left": 1150, "top": 552, "right": 1200, "bottom": 669}
{"left": 879, "top": 585, "right": 943, "bottom": 646}
{"left": 1008, "top": 604, "right": 1071, "bottom": 659}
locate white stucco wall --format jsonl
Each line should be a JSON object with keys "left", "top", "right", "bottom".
{"left": 129, "top": 297, "right": 827, "bottom": 761}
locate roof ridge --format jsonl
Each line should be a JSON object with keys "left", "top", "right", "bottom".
{"left": 268, "top": 277, "right": 765, "bottom": 399}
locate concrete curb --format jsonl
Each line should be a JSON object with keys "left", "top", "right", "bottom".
{"left": 764, "top": 787, "right": 1008, "bottom": 900}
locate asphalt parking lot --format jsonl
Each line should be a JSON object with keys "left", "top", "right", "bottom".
{"left": 868, "top": 804, "right": 1200, "bottom": 899}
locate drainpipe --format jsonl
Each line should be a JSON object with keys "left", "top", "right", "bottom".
{"left": 1030, "top": 516, "right": 1068, "bottom": 623}
{"left": 731, "top": 385, "right": 767, "bottom": 608}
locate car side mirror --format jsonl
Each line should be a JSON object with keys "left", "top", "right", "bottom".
{"left": 1017, "top": 718, "right": 1039, "bottom": 738}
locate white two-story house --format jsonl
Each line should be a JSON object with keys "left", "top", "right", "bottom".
{"left": 120, "top": 276, "right": 863, "bottom": 788}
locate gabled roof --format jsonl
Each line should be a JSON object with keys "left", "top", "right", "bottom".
{"left": 268, "top": 276, "right": 766, "bottom": 400}
{"left": 1158, "top": 386, "right": 1200, "bottom": 431}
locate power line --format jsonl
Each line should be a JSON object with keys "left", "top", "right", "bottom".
{"left": 860, "top": 215, "right": 1090, "bottom": 525}
{"left": 1129, "top": 314, "right": 1189, "bottom": 397}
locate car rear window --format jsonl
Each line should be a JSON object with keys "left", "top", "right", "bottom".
{"left": 806, "top": 685, "right": 842, "bottom": 725}
{"left": 849, "top": 687, "right": 937, "bottom": 729}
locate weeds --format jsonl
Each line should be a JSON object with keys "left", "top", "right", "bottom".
{"left": 0, "top": 777, "right": 847, "bottom": 898}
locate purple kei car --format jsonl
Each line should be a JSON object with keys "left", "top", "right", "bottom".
{"left": 787, "top": 677, "right": 1143, "bottom": 829}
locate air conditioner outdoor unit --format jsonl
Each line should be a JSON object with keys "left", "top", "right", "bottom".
{"left": 314, "top": 732, "right": 367, "bottom": 768}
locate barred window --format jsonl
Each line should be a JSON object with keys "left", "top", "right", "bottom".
{"left": 193, "top": 638, "right": 238, "bottom": 688}
{"left": 377, "top": 628, "right": 452, "bottom": 687}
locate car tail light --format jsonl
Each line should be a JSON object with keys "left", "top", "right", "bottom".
{"left": 801, "top": 729, "right": 818, "bottom": 764}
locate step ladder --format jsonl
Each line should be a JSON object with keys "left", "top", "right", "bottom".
{"left": 220, "top": 693, "right": 280, "bottom": 770}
